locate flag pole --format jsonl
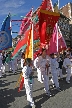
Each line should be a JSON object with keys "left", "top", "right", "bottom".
{"left": 57, "top": 0, "right": 59, "bottom": 52}
{"left": 56, "top": 22, "right": 58, "bottom": 52}
{"left": 9, "top": 13, "right": 12, "bottom": 47}
{"left": 31, "top": 7, "right": 34, "bottom": 60}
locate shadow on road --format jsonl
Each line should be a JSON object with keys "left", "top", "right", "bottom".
{"left": 0, "top": 87, "right": 26, "bottom": 108}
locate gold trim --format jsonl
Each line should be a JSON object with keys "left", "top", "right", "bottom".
{"left": 40, "top": 9, "right": 60, "bottom": 16}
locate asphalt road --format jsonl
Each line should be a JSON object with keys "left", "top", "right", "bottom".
{"left": 0, "top": 67, "right": 72, "bottom": 108}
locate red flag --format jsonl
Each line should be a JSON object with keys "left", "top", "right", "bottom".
{"left": 18, "top": 77, "right": 24, "bottom": 92}
{"left": 33, "top": 0, "right": 53, "bottom": 40}
{"left": 37, "top": 0, "right": 53, "bottom": 15}
{"left": 12, "top": 29, "right": 30, "bottom": 57}
{"left": 34, "top": 23, "right": 39, "bottom": 40}
{"left": 39, "top": 9, "right": 60, "bottom": 45}
{"left": 19, "top": 9, "right": 32, "bottom": 35}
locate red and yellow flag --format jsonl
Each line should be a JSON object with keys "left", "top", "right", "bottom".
{"left": 25, "top": 26, "right": 32, "bottom": 59}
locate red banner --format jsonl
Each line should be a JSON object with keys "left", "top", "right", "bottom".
{"left": 39, "top": 9, "right": 60, "bottom": 45}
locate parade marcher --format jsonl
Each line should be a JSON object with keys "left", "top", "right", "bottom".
{"left": 58, "top": 55, "right": 63, "bottom": 79}
{"left": 2, "top": 51, "right": 6, "bottom": 73}
{"left": 14, "top": 57, "right": 18, "bottom": 71}
{"left": 50, "top": 53, "right": 61, "bottom": 91}
{"left": 11, "top": 58, "right": 16, "bottom": 74}
{"left": 63, "top": 53, "right": 71, "bottom": 83}
{"left": 34, "top": 53, "right": 43, "bottom": 83}
{"left": 70, "top": 49, "right": 72, "bottom": 75}
{"left": 21, "top": 53, "right": 25, "bottom": 69}
{"left": 38, "top": 48, "right": 51, "bottom": 96}
{"left": 6, "top": 51, "right": 12, "bottom": 72}
{"left": 0, "top": 53, "right": 3, "bottom": 77}
{"left": 18, "top": 53, "right": 25, "bottom": 92}
{"left": 22, "top": 58, "right": 35, "bottom": 108}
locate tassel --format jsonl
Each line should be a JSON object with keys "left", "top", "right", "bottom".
{"left": 18, "top": 77, "right": 24, "bottom": 92}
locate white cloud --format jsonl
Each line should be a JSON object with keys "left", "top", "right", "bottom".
{"left": 4, "top": 0, "right": 25, "bottom": 8}
{"left": 0, "top": 0, "right": 28, "bottom": 15}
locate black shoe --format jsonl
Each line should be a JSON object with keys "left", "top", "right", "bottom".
{"left": 46, "top": 90, "right": 52, "bottom": 97}
{"left": 56, "top": 87, "right": 61, "bottom": 92}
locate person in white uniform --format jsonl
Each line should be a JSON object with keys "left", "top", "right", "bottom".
{"left": 7, "top": 51, "right": 12, "bottom": 72}
{"left": 38, "top": 48, "right": 51, "bottom": 96}
{"left": 0, "top": 53, "right": 3, "bottom": 77}
{"left": 11, "top": 58, "right": 16, "bottom": 74}
{"left": 50, "top": 53, "right": 61, "bottom": 91}
{"left": 63, "top": 53, "right": 71, "bottom": 83}
{"left": 22, "top": 58, "right": 35, "bottom": 108}
{"left": 21, "top": 53, "right": 25, "bottom": 69}
{"left": 2, "top": 51, "right": 6, "bottom": 73}
{"left": 58, "top": 56, "right": 63, "bottom": 79}
{"left": 70, "top": 50, "right": 72, "bottom": 75}
{"left": 14, "top": 57, "right": 18, "bottom": 71}
{"left": 34, "top": 53, "right": 43, "bottom": 83}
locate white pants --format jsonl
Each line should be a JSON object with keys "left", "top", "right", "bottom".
{"left": 25, "top": 79, "right": 34, "bottom": 107}
{"left": 0, "top": 64, "right": 2, "bottom": 77}
{"left": 2, "top": 63, "right": 5, "bottom": 73}
{"left": 37, "top": 68, "right": 43, "bottom": 82}
{"left": 42, "top": 72, "right": 49, "bottom": 93}
{"left": 14, "top": 60, "right": 18, "bottom": 70}
{"left": 71, "top": 67, "right": 72, "bottom": 75}
{"left": 8, "top": 61, "right": 12, "bottom": 71}
{"left": 12, "top": 61, "right": 16, "bottom": 73}
{"left": 51, "top": 70, "right": 59, "bottom": 88}
{"left": 66, "top": 68, "right": 71, "bottom": 81}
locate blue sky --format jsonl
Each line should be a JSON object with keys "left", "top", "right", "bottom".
{"left": 0, "top": 0, "right": 71, "bottom": 38}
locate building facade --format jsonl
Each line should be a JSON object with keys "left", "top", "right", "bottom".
{"left": 58, "top": 14, "right": 71, "bottom": 47}
{"left": 59, "top": 2, "right": 72, "bottom": 48}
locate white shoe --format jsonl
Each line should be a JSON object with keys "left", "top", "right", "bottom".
{"left": 32, "top": 104, "right": 36, "bottom": 108}
{"left": 40, "top": 81, "right": 43, "bottom": 83}
{"left": 44, "top": 88, "right": 46, "bottom": 91}
{"left": 66, "top": 81, "right": 70, "bottom": 84}
{"left": 53, "top": 84, "right": 55, "bottom": 88}
{"left": 37, "top": 79, "right": 43, "bottom": 83}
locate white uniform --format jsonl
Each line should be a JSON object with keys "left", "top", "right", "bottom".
{"left": 2, "top": 54, "right": 6, "bottom": 73}
{"left": 22, "top": 65, "right": 35, "bottom": 107}
{"left": 0, "top": 53, "right": 3, "bottom": 77}
{"left": 50, "top": 58, "right": 59, "bottom": 88}
{"left": 34, "top": 57, "right": 43, "bottom": 83}
{"left": 17, "top": 54, "right": 21, "bottom": 69}
{"left": 38, "top": 55, "right": 50, "bottom": 93}
{"left": 11, "top": 59, "right": 16, "bottom": 73}
{"left": 21, "top": 58, "right": 24, "bottom": 69}
{"left": 8, "top": 60, "right": 12, "bottom": 72}
{"left": 14, "top": 57, "right": 18, "bottom": 70}
{"left": 70, "top": 53, "right": 72, "bottom": 75}
{"left": 70, "top": 58, "right": 72, "bottom": 75}
{"left": 63, "top": 57, "right": 71, "bottom": 82}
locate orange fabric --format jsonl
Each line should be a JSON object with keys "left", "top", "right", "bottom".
{"left": 18, "top": 77, "right": 24, "bottom": 92}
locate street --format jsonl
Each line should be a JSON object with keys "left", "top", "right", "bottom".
{"left": 0, "top": 67, "right": 72, "bottom": 108}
